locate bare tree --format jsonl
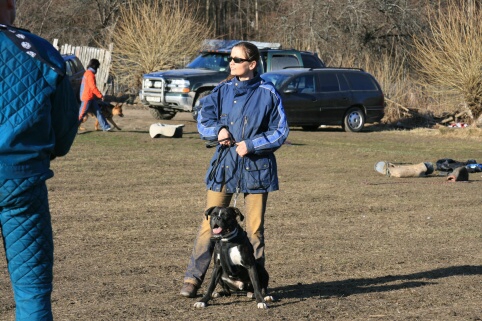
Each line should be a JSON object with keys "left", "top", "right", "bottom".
{"left": 110, "top": 0, "right": 213, "bottom": 89}
{"left": 412, "top": 0, "right": 482, "bottom": 122}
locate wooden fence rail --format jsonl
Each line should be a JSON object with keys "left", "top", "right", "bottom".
{"left": 54, "top": 39, "right": 113, "bottom": 95}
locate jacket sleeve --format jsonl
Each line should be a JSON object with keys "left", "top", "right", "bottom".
{"left": 50, "top": 75, "right": 80, "bottom": 157}
{"left": 86, "top": 70, "right": 103, "bottom": 99}
{"left": 197, "top": 84, "right": 226, "bottom": 140}
{"left": 245, "top": 87, "right": 289, "bottom": 155}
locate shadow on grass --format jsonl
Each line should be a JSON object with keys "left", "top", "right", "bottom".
{"left": 272, "top": 265, "right": 481, "bottom": 300}
{"left": 77, "top": 130, "right": 201, "bottom": 135}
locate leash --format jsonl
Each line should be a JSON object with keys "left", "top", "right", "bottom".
{"left": 209, "top": 84, "right": 256, "bottom": 208}
{"left": 233, "top": 115, "right": 248, "bottom": 208}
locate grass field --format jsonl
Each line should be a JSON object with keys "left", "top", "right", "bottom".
{"left": 1, "top": 108, "right": 481, "bottom": 320}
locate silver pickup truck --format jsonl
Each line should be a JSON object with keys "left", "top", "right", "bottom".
{"left": 139, "top": 40, "right": 324, "bottom": 120}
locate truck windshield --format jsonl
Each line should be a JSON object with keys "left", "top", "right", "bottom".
{"left": 186, "top": 53, "right": 230, "bottom": 72}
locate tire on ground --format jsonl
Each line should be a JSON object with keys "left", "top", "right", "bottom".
{"left": 149, "top": 107, "right": 177, "bottom": 120}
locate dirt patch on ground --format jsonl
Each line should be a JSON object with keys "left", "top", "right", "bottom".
{"left": 1, "top": 106, "right": 481, "bottom": 320}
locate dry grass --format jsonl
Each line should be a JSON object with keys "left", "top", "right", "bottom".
{"left": 0, "top": 110, "right": 481, "bottom": 320}
{"left": 412, "top": 0, "right": 482, "bottom": 122}
{"left": 110, "top": 0, "right": 212, "bottom": 88}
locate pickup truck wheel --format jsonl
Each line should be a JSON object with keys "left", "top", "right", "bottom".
{"left": 149, "top": 108, "right": 177, "bottom": 120}
{"left": 192, "top": 90, "right": 212, "bottom": 120}
{"left": 343, "top": 107, "right": 365, "bottom": 132}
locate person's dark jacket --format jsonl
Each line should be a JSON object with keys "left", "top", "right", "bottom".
{"left": 197, "top": 75, "right": 289, "bottom": 194}
{"left": 0, "top": 24, "right": 79, "bottom": 179}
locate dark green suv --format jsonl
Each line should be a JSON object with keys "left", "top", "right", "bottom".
{"left": 139, "top": 41, "right": 324, "bottom": 120}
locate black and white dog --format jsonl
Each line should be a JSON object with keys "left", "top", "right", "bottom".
{"left": 194, "top": 206, "right": 273, "bottom": 309}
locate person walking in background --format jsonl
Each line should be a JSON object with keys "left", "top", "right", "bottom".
{"left": 78, "top": 58, "right": 111, "bottom": 131}
{"left": 180, "top": 41, "right": 289, "bottom": 297}
{"left": 0, "top": 0, "right": 79, "bottom": 319}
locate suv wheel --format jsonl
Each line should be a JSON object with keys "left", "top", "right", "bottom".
{"left": 192, "top": 90, "right": 211, "bottom": 121}
{"left": 343, "top": 107, "right": 365, "bottom": 132}
{"left": 149, "top": 107, "right": 177, "bottom": 120}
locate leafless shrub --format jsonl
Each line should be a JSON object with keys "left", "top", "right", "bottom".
{"left": 412, "top": 0, "right": 482, "bottom": 123}
{"left": 110, "top": 0, "right": 213, "bottom": 90}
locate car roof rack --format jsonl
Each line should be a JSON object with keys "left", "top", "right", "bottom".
{"left": 282, "top": 66, "right": 311, "bottom": 70}
{"left": 318, "top": 67, "right": 365, "bottom": 72}
{"left": 200, "top": 39, "right": 282, "bottom": 51}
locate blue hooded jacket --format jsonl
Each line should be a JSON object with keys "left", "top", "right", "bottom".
{"left": 197, "top": 75, "right": 289, "bottom": 194}
{"left": 0, "top": 24, "right": 79, "bottom": 180}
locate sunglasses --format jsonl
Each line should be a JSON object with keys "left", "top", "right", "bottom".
{"left": 228, "top": 57, "right": 251, "bottom": 63}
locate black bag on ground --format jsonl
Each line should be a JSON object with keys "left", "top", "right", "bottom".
{"left": 435, "top": 158, "right": 477, "bottom": 172}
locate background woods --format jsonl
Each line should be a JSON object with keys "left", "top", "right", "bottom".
{"left": 15, "top": 0, "right": 428, "bottom": 64}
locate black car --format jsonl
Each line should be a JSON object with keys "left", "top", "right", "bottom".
{"left": 62, "top": 54, "right": 85, "bottom": 103}
{"left": 261, "top": 68, "right": 385, "bottom": 132}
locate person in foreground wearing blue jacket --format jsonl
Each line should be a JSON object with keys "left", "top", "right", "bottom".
{"left": 180, "top": 41, "right": 289, "bottom": 297}
{"left": 0, "top": 1, "right": 79, "bottom": 319}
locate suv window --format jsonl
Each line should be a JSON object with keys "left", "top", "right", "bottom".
{"left": 187, "top": 53, "right": 230, "bottom": 72}
{"left": 338, "top": 74, "right": 350, "bottom": 91}
{"left": 261, "top": 73, "right": 291, "bottom": 87}
{"left": 287, "top": 75, "right": 316, "bottom": 93}
{"left": 345, "top": 73, "right": 378, "bottom": 91}
{"left": 318, "top": 73, "right": 340, "bottom": 92}
{"left": 71, "top": 57, "right": 84, "bottom": 73}
{"left": 65, "top": 60, "right": 74, "bottom": 77}
{"left": 301, "top": 53, "right": 324, "bottom": 68}
{"left": 271, "top": 55, "right": 300, "bottom": 70}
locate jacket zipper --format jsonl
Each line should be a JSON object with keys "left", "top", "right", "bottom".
{"left": 241, "top": 116, "right": 248, "bottom": 141}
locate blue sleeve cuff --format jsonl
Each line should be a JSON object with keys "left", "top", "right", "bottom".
{"left": 245, "top": 139, "right": 255, "bottom": 154}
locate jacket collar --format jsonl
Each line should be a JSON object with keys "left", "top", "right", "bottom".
{"left": 232, "top": 74, "right": 261, "bottom": 90}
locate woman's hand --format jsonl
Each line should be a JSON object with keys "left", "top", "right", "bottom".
{"left": 218, "top": 128, "right": 233, "bottom": 147}
{"left": 235, "top": 141, "right": 248, "bottom": 157}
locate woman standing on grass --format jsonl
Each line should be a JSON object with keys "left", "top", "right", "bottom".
{"left": 180, "top": 41, "right": 289, "bottom": 297}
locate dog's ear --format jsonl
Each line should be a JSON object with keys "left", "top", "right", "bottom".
{"left": 231, "top": 207, "right": 244, "bottom": 221}
{"left": 204, "top": 206, "right": 217, "bottom": 220}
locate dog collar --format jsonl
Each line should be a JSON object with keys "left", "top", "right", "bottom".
{"left": 221, "top": 228, "right": 238, "bottom": 242}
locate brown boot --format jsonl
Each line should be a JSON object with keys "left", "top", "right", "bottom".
{"left": 447, "top": 166, "right": 469, "bottom": 182}
{"left": 180, "top": 282, "right": 198, "bottom": 298}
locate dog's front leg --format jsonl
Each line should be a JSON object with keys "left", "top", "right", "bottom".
{"left": 194, "top": 265, "right": 222, "bottom": 308}
{"left": 108, "top": 118, "right": 122, "bottom": 130}
{"left": 247, "top": 266, "right": 268, "bottom": 309}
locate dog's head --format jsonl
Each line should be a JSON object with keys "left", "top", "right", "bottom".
{"left": 204, "top": 206, "right": 244, "bottom": 238}
{"left": 112, "top": 103, "right": 124, "bottom": 117}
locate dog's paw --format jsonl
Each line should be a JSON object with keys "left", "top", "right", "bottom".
{"left": 213, "top": 291, "right": 230, "bottom": 298}
{"left": 247, "top": 292, "right": 254, "bottom": 299}
{"left": 257, "top": 302, "right": 268, "bottom": 309}
{"left": 193, "top": 302, "right": 206, "bottom": 308}
{"left": 264, "top": 295, "right": 274, "bottom": 302}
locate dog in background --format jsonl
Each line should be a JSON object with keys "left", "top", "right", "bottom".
{"left": 194, "top": 206, "right": 273, "bottom": 309}
{"left": 79, "top": 102, "right": 124, "bottom": 131}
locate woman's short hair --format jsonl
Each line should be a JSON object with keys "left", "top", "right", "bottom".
{"left": 87, "top": 58, "right": 100, "bottom": 70}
